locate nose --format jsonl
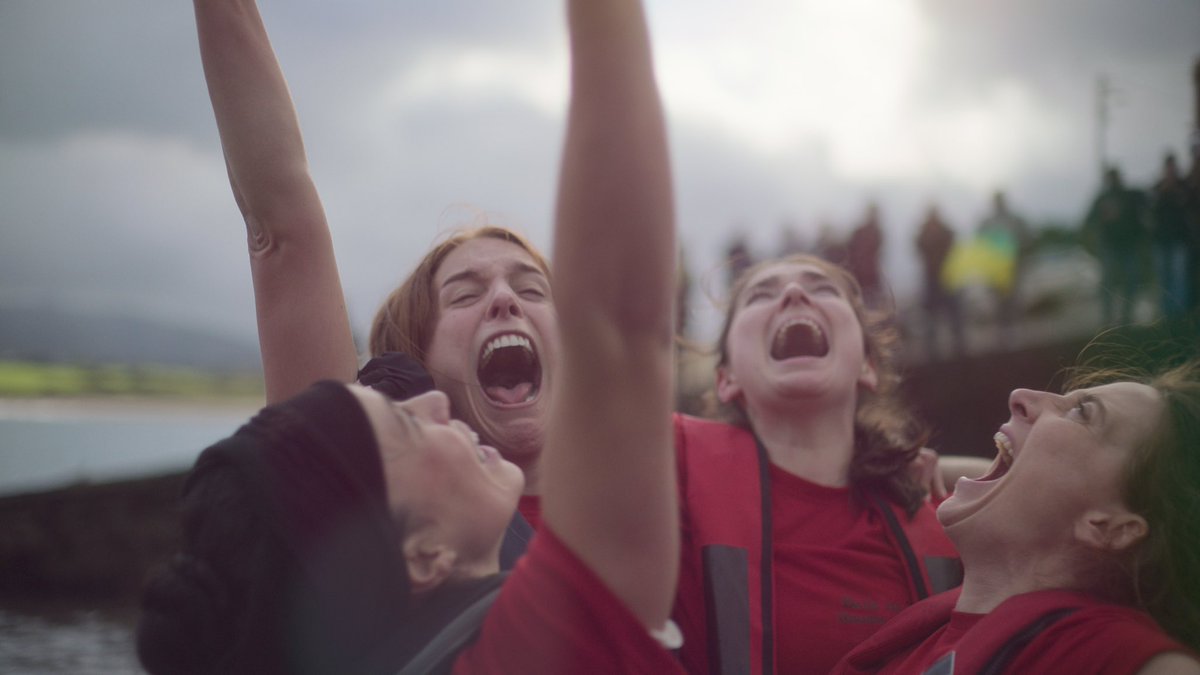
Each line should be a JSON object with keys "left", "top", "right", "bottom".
{"left": 487, "top": 284, "right": 525, "bottom": 320}
{"left": 780, "top": 282, "right": 811, "bottom": 308}
{"left": 1008, "top": 388, "right": 1050, "bottom": 421}
{"left": 400, "top": 391, "right": 452, "bottom": 424}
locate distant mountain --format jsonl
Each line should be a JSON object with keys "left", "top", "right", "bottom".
{"left": 0, "top": 304, "right": 262, "bottom": 372}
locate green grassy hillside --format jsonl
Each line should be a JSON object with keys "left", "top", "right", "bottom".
{"left": 0, "top": 360, "right": 263, "bottom": 399}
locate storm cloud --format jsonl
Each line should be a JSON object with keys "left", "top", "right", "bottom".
{"left": 1, "top": 0, "right": 1196, "bottom": 347}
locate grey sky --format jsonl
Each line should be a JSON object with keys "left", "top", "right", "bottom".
{"left": 1, "top": 0, "right": 1196, "bottom": 348}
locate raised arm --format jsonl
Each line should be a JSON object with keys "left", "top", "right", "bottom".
{"left": 193, "top": 0, "right": 358, "bottom": 403}
{"left": 542, "top": 0, "right": 678, "bottom": 629}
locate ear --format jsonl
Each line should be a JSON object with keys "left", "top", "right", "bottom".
{"left": 858, "top": 359, "right": 879, "bottom": 392}
{"left": 716, "top": 365, "right": 742, "bottom": 404}
{"left": 403, "top": 531, "right": 457, "bottom": 594}
{"left": 1074, "top": 509, "right": 1148, "bottom": 552}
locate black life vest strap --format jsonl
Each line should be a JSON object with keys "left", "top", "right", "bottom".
{"left": 977, "top": 607, "right": 1080, "bottom": 675}
{"left": 396, "top": 584, "right": 504, "bottom": 675}
{"left": 703, "top": 433, "right": 776, "bottom": 675}
{"left": 498, "top": 511, "right": 534, "bottom": 571}
{"left": 702, "top": 545, "right": 751, "bottom": 675}
{"left": 753, "top": 433, "right": 775, "bottom": 675}
{"left": 918, "top": 606, "right": 1081, "bottom": 675}
{"left": 870, "top": 492, "right": 930, "bottom": 600}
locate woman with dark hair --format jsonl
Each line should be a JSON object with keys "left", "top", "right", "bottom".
{"left": 672, "top": 253, "right": 964, "bottom": 675}
{"left": 139, "top": 0, "right": 680, "bottom": 672}
{"left": 834, "top": 359, "right": 1200, "bottom": 673}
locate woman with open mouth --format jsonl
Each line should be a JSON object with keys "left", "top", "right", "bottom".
{"left": 834, "top": 358, "right": 1200, "bottom": 673}
{"left": 672, "top": 254, "right": 964, "bottom": 675}
{"left": 188, "top": 0, "right": 562, "bottom": 563}
{"left": 139, "top": 0, "right": 682, "bottom": 672}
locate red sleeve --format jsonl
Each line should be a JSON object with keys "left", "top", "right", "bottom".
{"left": 453, "top": 526, "right": 684, "bottom": 674}
{"left": 670, "top": 413, "right": 711, "bottom": 675}
{"left": 1010, "top": 605, "right": 1191, "bottom": 674}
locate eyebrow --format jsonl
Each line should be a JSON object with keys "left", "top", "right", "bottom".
{"left": 440, "top": 262, "right": 547, "bottom": 290}
{"left": 744, "top": 270, "right": 836, "bottom": 295}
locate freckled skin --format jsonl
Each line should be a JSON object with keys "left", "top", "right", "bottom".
{"left": 424, "top": 238, "right": 559, "bottom": 476}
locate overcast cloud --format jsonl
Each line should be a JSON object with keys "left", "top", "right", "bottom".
{"left": 1, "top": 0, "right": 1196, "bottom": 347}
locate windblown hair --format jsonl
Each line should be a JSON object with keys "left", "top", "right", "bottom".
{"left": 139, "top": 384, "right": 413, "bottom": 674}
{"left": 707, "top": 253, "right": 927, "bottom": 515}
{"left": 1064, "top": 358, "right": 1200, "bottom": 650}
{"left": 368, "top": 226, "right": 550, "bottom": 363}
{"left": 138, "top": 463, "right": 290, "bottom": 674}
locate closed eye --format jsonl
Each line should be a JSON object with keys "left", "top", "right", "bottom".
{"left": 445, "top": 290, "right": 481, "bottom": 307}
{"left": 391, "top": 404, "right": 423, "bottom": 437}
{"left": 743, "top": 287, "right": 774, "bottom": 305}
{"left": 439, "top": 271, "right": 487, "bottom": 308}
{"left": 1067, "top": 394, "right": 1098, "bottom": 423}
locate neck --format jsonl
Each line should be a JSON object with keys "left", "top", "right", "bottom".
{"left": 493, "top": 436, "right": 542, "bottom": 495}
{"left": 743, "top": 392, "right": 857, "bottom": 486}
{"left": 954, "top": 544, "right": 1080, "bottom": 614}
{"left": 520, "top": 465, "right": 540, "bottom": 496}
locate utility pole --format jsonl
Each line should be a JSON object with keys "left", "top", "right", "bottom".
{"left": 1193, "top": 57, "right": 1200, "bottom": 131}
{"left": 1095, "top": 74, "right": 1112, "bottom": 179}
{"left": 1191, "top": 57, "right": 1200, "bottom": 155}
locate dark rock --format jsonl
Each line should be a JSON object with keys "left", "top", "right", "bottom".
{"left": 0, "top": 473, "right": 185, "bottom": 609}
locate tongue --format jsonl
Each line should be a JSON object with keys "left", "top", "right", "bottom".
{"left": 486, "top": 382, "right": 534, "bottom": 405}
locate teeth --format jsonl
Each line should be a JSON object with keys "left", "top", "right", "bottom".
{"left": 993, "top": 432, "right": 1013, "bottom": 465}
{"left": 481, "top": 334, "right": 532, "bottom": 361}
{"left": 780, "top": 317, "right": 821, "bottom": 334}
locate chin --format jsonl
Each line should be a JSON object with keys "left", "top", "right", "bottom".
{"left": 485, "top": 419, "right": 545, "bottom": 462}
{"left": 935, "top": 493, "right": 971, "bottom": 529}
{"left": 508, "top": 472, "right": 527, "bottom": 500}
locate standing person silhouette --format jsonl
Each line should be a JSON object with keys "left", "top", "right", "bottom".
{"left": 1150, "top": 153, "right": 1194, "bottom": 319}
{"left": 977, "top": 191, "right": 1032, "bottom": 347}
{"left": 915, "top": 204, "right": 964, "bottom": 360}
{"left": 848, "top": 202, "right": 886, "bottom": 308}
{"left": 1084, "top": 167, "right": 1150, "bottom": 327}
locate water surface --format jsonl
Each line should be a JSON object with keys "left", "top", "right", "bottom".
{"left": 0, "top": 609, "right": 140, "bottom": 675}
{"left": 0, "top": 397, "right": 258, "bottom": 496}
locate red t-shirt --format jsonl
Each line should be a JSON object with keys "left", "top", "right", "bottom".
{"left": 769, "top": 464, "right": 913, "bottom": 674}
{"left": 517, "top": 494, "right": 542, "bottom": 531}
{"left": 453, "top": 526, "right": 684, "bottom": 674}
{"left": 874, "top": 603, "right": 1187, "bottom": 674}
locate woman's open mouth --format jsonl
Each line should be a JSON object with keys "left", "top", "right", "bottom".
{"left": 477, "top": 333, "right": 542, "bottom": 406}
{"left": 770, "top": 318, "right": 829, "bottom": 360}
{"left": 974, "top": 432, "right": 1015, "bottom": 482}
